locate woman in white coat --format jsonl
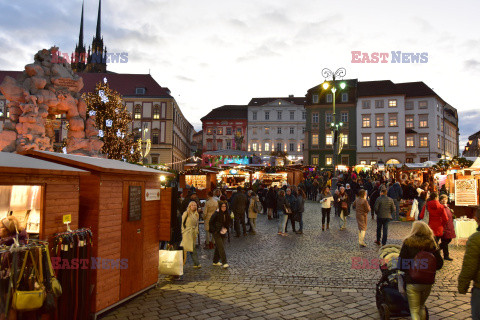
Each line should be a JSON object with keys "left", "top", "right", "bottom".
{"left": 181, "top": 201, "right": 201, "bottom": 268}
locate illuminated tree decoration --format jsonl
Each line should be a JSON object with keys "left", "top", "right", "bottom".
{"left": 83, "top": 80, "right": 141, "bottom": 162}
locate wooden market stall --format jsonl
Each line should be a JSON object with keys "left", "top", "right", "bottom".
{"left": 179, "top": 168, "right": 218, "bottom": 199}
{"left": 217, "top": 167, "right": 252, "bottom": 190}
{"left": 23, "top": 150, "right": 174, "bottom": 318}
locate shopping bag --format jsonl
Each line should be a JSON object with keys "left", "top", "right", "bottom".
{"left": 158, "top": 250, "right": 183, "bottom": 276}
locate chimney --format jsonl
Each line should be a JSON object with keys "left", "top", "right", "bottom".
{"left": 288, "top": 94, "right": 294, "bottom": 98}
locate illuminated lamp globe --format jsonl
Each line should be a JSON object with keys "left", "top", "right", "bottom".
{"left": 322, "top": 82, "right": 329, "bottom": 90}
{"left": 339, "top": 82, "right": 346, "bottom": 89}
{"left": 160, "top": 175, "right": 166, "bottom": 182}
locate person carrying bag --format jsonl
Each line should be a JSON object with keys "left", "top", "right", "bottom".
{"left": 12, "top": 249, "right": 46, "bottom": 311}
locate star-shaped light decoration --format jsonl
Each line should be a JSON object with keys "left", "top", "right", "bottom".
{"left": 98, "top": 130, "right": 104, "bottom": 137}
{"left": 130, "top": 146, "right": 134, "bottom": 154}
{"left": 106, "top": 119, "right": 113, "bottom": 127}
{"left": 116, "top": 129, "right": 122, "bottom": 137}
{"left": 103, "top": 77, "right": 107, "bottom": 84}
{"left": 115, "top": 108, "right": 119, "bottom": 113}
{"left": 98, "top": 90, "right": 105, "bottom": 97}
{"left": 89, "top": 110, "right": 96, "bottom": 116}
{"left": 62, "top": 147, "right": 67, "bottom": 154}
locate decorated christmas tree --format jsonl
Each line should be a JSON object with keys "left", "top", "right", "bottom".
{"left": 83, "top": 78, "right": 141, "bottom": 162}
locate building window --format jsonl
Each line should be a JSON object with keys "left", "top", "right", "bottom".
{"left": 152, "top": 156, "right": 158, "bottom": 164}
{"left": 420, "top": 157, "right": 428, "bottom": 162}
{"left": 389, "top": 114, "right": 398, "bottom": 127}
{"left": 388, "top": 99, "right": 397, "bottom": 107}
{"left": 252, "top": 111, "right": 257, "bottom": 120}
{"left": 312, "top": 156, "right": 319, "bottom": 165}
{"left": 277, "top": 127, "right": 282, "bottom": 134}
{"left": 312, "top": 95, "right": 319, "bottom": 104}
{"left": 302, "top": 143, "right": 305, "bottom": 151}
{"left": 362, "top": 100, "right": 371, "bottom": 109}
{"left": 420, "top": 135, "right": 428, "bottom": 147}
{"left": 376, "top": 134, "right": 384, "bottom": 147}
{"left": 302, "top": 127, "right": 305, "bottom": 134}
{"left": 252, "top": 143, "right": 257, "bottom": 151}
{"left": 134, "top": 106, "right": 141, "bottom": 119}
{"left": 325, "top": 112, "right": 332, "bottom": 124}
{"left": 325, "top": 156, "right": 332, "bottom": 166}
{"left": 406, "top": 115, "right": 414, "bottom": 128}
{"left": 406, "top": 136, "right": 415, "bottom": 147}
{"left": 438, "top": 136, "right": 441, "bottom": 149}
{"left": 406, "top": 158, "right": 414, "bottom": 163}
{"left": 360, "top": 160, "right": 367, "bottom": 165}
{"left": 290, "top": 111, "right": 295, "bottom": 120}
{"left": 302, "top": 111, "right": 306, "bottom": 120}
{"left": 326, "top": 94, "right": 333, "bottom": 103}
{"left": 207, "top": 141, "right": 213, "bottom": 150}
{"left": 375, "top": 100, "right": 384, "bottom": 108}
{"left": 264, "top": 142, "right": 270, "bottom": 152}
{"left": 389, "top": 133, "right": 398, "bottom": 147}
{"left": 265, "top": 127, "right": 269, "bottom": 135}
{"left": 226, "top": 127, "right": 232, "bottom": 135}
{"left": 376, "top": 114, "right": 384, "bottom": 127}
{"left": 225, "top": 141, "right": 231, "bottom": 149}
{"left": 276, "top": 143, "right": 282, "bottom": 151}
{"left": 341, "top": 134, "right": 348, "bottom": 146}
{"left": 153, "top": 106, "right": 160, "bottom": 119}
{"left": 419, "top": 115, "right": 428, "bottom": 128}
{"left": 406, "top": 101, "right": 414, "bottom": 110}
{"left": 290, "top": 127, "right": 294, "bottom": 134}
{"left": 55, "top": 114, "right": 62, "bottom": 119}
{"left": 341, "top": 93, "right": 348, "bottom": 102}
{"left": 312, "top": 113, "right": 319, "bottom": 123}
{"left": 54, "top": 129, "right": 60, "bottom": 143}
{"left": 252, "top": 128, "right": 258, "bottom": 135}
{"left": 277, "top": 111, "right": 282, "bottom": 120}
{"left": 265, "top": 111, "right": 269, "bottom": 120}
{"left": 152, "top": 132, "right": 159, "bottom": 144}
{"left": 340, "top": 112, "right": 348, "bottom": 123}
{"left": 135, "top": 87, "right": 145, "bottom": 95}
{"left": 289, "top": 143, "right": 294, "bottom": 152}
{"left": 326, "top": 134, "right": 332, "bottom": 146}
{"left": 362, "top": 115, "right": 371, "bottom": 128}
{"left": 419, "top": 101, "right": 428, "bottom": 109}
{"left": 217, "top": 141, "right": 223, "bottom": 150}
{"left": 217, "top": 128, "right": 223, "bottom": 135}
{"left": 362, "top": 135, "right": 371, "bottom": 147}
{"left": 312, "top": 134, "right": 319, "bottom": 146}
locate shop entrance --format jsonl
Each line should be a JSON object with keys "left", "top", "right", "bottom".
{"left": 121, "top": 181, "right": 145, "bottom": 299}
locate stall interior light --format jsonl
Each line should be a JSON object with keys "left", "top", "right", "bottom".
{"left": 160, "top": 175, "right": 166, "bottom": 182}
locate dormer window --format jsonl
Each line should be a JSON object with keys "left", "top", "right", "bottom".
{"left": 136, "top": 87, "right": 146, "bottom": 95}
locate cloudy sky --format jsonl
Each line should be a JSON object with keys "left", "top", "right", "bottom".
{"left": 1, "top": 0, "right": 479, "bottom": 149}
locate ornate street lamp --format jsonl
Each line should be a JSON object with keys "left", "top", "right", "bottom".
{"left": 137, "top": 123, "right": 151, "bottom": 164}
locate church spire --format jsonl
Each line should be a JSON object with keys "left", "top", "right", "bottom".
{"left": 86, "top": 0, "right": 107, "bottom": 73}
{"left": 72, "top": 0, "right": 87, "bottom": 73}
{"left": 95, "top": 0, "right": 102, "bottom": 39}
{"left": 79, "top": 0, "right": 84, "bottom": 48}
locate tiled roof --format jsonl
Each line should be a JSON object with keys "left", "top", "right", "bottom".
{"left": 395, "top": 82, "right": 437, "bottom": 98}
{"left": 358, "top": 80, "right": 400, "bottom": 96}
{"left": 201, "top": 105, "right": 247, "bottom": 121}
{"left": 248, "top": 97, "right": 307, "bottom": 106}
{"left": 468, "top": 130, "right": 480, "bottom": 140}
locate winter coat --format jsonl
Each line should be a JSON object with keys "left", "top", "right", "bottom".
{"left": 248, "top": 196, "right": 259, "bottom": 219}
{"left": 369, "top": 188, "right": 380, "bottom": 213}
{"left": 458, "top": 229, "right": 480, "bottom": 293}
{"left": 374, "top": 195, "right": 395, "bottom": 219}
{"left": 353, "top": 198, "right": 370, "bottom": 231}
{"left": 266, "top": 190, "right": 276, "bottom": 209}
{"left": 209, "top": 209, "right": 232, "bottom": 234}
{"left": 180, "top": 211, "right": 199, "bottom": 252}
{"left": 296, "top": 195, "right": 305, "bottom": 213}
{"left": 320, "top": 193, "right": 334, "bottom": 208}
{"left": 285, "top": 194, "right": 297, "bottom": 212}
{"left": 276, "top": 195, "right": 287, "bottom": 212}
{"left": 399, "top": 235, "right": 444, "bottom": 284}
{"left": 442, "top": 206, "right": 456, "bottom": 240}
{"left": 387, "top": 182, "right": 403, "bottom": 201}
{"left": 419, "top": 200, "right": 448, "bottom": 237}
{"left": 231, "top": 191, "right": 248, "bottom": 215}
{"left": 204, "top": 197, "right": 218, "bottom": 232}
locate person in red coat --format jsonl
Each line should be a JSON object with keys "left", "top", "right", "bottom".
{"left": 419, "top": 192, "right": 449, "bottom": 241}
{"left": 439, "top": 194, "right": 456, "bottom": 261}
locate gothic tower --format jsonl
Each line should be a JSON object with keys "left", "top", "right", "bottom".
{"left": 85, "top": 0, "right": 107, "bottom": 73}
{"left": 71, "top": 1, "right": 86, "bottom": 72}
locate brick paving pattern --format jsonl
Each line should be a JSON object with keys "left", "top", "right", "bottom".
{"left": 100, "top": 201, "right": 473, "bottom": 319}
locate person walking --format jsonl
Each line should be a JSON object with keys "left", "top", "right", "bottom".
{"left": 277, "top": 190, "right": 288, "bottom": 236}
{"left": 387, "top": 179, "right": 403, "bottom": 221}
{"left": 285, "top": 188, "right": 297, "bottom": 233}
{"left": 320, "top": 187, "right": 334, "bottom": 231}
{"left": 266, "top": 187, "right": 276, "bottom": 220}
{"left": 210, "top": 201, "right": 232, "bottom": 268}
{"left": 399, "top": 221, "right": 444, "bottom": 320}
{"left": 337, "top": 186, "right": 349, "bottom": 230}
{"left": 204, "top": 191, "right": 218, "bottom": 249}
{"left": 369, "top": 182, "right": 381, "bottom": 220}
{"left": 353, "top": 189, "right": 370, "bottom": 247}
{"left": 180, "top": 201, "right": 201, "bottom": 268}
{"left": 374, "top": 187, "right": 395, "bottom": 246}
{"left": 458, "top": 208, "right": 480, "bottom": 320}
{"left": 248, "top": 192, "right": 259, "bottom": 235}
{"left": 231, "top": 187, "right": 248, "bottom": 237}
{"left": 419, "top": 192, "right": 448, "bottom": 243}
{"left": 439, "top": 194, "right": 456, "bottom": 261}
{"left": 295, "top": 188, "right": 306, "bottom": 234}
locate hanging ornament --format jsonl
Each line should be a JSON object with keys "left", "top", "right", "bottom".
{"left": 101, "top": 96, "right": 109, "bottom": 103}
{"left": 62, "top": 147, "right": 67, "bottom": 154}
{"left": 89, "top": 110, "right": 96, "bottom": 116}
{"left": 98, "top": 90, "right": 105, "bottom": 97}
{"left": 98, "top": 130, "right": 104, "bottom": 137}
{"left": 130, "top": 146, "right": 134, "bottom": 154}
{"left": 106, "top": 119, "right": 113, "bottom": 127}
{"left": 115, "top": 108, "right": 119, "bottom": 113}
{"left": 103, "top": 77, "right": 108, "bottom": 84}
{"left": 122, "top": 133, "right": 125, "bottom": 138}
{"left": 116, "top": 129, "right": 122, "bottom": 137}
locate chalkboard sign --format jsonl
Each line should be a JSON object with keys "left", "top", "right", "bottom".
{"left": 128, "top": 186, "right": 142, "bottom": 221}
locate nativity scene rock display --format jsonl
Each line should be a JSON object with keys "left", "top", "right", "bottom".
{"left": 0, "top": 47, "right": 103, "bottom": 156}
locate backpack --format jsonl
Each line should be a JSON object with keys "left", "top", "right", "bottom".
{"left": 409, "top": 250, "right": 437, "bottom": 284}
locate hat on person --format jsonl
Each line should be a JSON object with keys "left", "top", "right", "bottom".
{"left": 346, "top": 184, "right": 351, "bottom": 189}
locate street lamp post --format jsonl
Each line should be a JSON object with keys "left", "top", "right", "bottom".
{"left": 138, "top": 123, "right": 151, "bottom": 164}
{"left": 321, "top": 67, "right": 346, "bottom": 191}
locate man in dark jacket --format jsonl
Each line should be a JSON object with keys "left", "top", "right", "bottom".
{"left": 387, "top": 179, "right": 403, "bottom": 221}
{"left": 374, "top": 187, "right": 396, "bottom": 246}
{"left": 285, "top": 188, "right": 297, "bottom": 233}
{"left": 369, "top": 183, "right": 381, "bottom": 219}
{"left": 458, "top": 208, "right": 480, "bottom": 320}
{"left": 231, "top": 187, "right": 248, "bottom": 237}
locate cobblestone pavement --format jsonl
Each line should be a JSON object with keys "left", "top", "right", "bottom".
{"left": 100, "top": 201, "right": 474, "bottom": 319}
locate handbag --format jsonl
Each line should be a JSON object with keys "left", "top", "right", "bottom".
{"left": 44, "top": 247, "right": 62, "bottom": 298}
{"left": 283, "top": 204, "right": 292, "bottom": 215}
{"left": 12, "top": 250, "right": 46, "bottom": 311}
{"left": 158, "top": 250, "right": 184, "bottom": 276}
{"left": 341, "top": 201, "right": 348, "bottom": 210}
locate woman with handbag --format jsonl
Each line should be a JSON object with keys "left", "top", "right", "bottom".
{"left": 320, "top": 187, "right": 334, "bottom": 231}
{"left": 180, "top": 201, "right": 201, "bottom": 268}
{"left": 439, "top": 194, "right": 456, "bottom": 261}
{"left": 353, "top": 189, "right": 371, "bottom": 247}
{"left": 337, "top": 186, "right": 349, "bottom": 230}
{"left": 210, "top": 201, "right": 232, "bottom": 268}
{"left": 419, "top": 192, "right": 448, "bottom": 243}
{"left": 277, "top": 190, "right": 289, "bottom": 236}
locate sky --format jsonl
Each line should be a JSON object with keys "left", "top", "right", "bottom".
{"left": 1, "top": 0, "right": 479, "bottom": 150}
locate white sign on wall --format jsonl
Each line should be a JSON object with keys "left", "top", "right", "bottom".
{"left": 455, "top": 179, "right": 478, "bottom": 206}
{"left": 145, "top": 189, "right": 161, "bottom": 201}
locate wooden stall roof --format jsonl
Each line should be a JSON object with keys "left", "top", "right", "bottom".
{"left": 0, "top": 152, "right": 88, "bottom": 176}
{"left": 23, "top": 151, "right": 174, "bottom": 176}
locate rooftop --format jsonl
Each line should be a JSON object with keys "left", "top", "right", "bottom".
{"left": 248, "top": 97, "right": 307, "bottom": 106}
{"left": 0, "top": 152, "right": 88, "bottom": 175}
{"left": 200, "top": 105, "right": 247, "bottom": 121}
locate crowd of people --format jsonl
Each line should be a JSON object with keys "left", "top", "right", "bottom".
{"left": 167, "top": 167, "right": 479, "bottom": 320}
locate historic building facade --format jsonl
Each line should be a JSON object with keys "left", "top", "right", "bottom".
{"left": 462, "top": 130, "right": 480, "bottom": 157}
{"left": 247, "top": 96, "right": 306, "bottom": 162}
{"left": 305, "top": 79, "right": 358, "bottom": 168}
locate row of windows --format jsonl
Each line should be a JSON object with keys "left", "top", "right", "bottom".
{"left": 361, "top": 99, "right": 399, "bottom": 109}
{"left": 206, "top": 139, "right": 234, "bottom": 150}
{"left": 311, "top": 155, "right": 350, "bottom": 166}
{"left": 252, "top": 127, "right": 305, "bottom": 135}
{"left": 250, "top": 142, "right": 304, "bottom": 152}
{"left": 173, "top": 132, "right": 189, "bottom": 155}
{"left": 206, "top": 127, "right": 242, "bottom": 135}
{"left": 361, "top": 114, "right": 430, "bottom": 129}
{"left": 311, "top": 112, "right": 349, "bottom": 124}
{"left": 361, "top": 134, "right": 428, "bottom": 148}
{"left": 311, "top": 134, "right": 348, "bottom": 146}
{"left": 312, "top": 93, "right": 349, "bottom": 104}
{"left": 134, "top": 103, "right": 167, "bottom": 120}
{"left": 252, "top": 110, "right": 307, "bottom": 121}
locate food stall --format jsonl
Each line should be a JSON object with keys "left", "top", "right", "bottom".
{"left": 253, "top": 171, "right": 288, "bottom": 187}
{"left": 179, "top": 168, "right": 218, "bottom": 199}
{"left": 217, "top": 168, "right": 251, "bottom": 189}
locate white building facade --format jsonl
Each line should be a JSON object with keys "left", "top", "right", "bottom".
{"left": 356, "top": 81, "right": 459, "bottom": 165}
{"left": 247, "top": 96, "right": 307, "bottom": 163}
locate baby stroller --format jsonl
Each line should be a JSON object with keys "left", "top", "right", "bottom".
{"left": 375, "top": 245, "right": 429, "bottom": 320}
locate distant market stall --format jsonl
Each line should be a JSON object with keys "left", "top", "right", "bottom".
{"left": 179, "top": 168, "right": 219, "bottom": 198}
{"left": 202, "top": 149, "right": 256, "bottom": 167}
{"left": 249, "top": 165, "right": 303, "bottom": 187}
{"left": 217, "top": 167, "right": 252, "bottom": 189}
